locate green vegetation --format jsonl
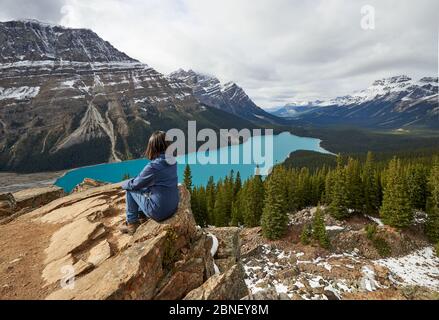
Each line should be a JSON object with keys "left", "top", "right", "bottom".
{"left": 261, "top": 166, "right": 288, "bottom": 240}
{"left": 190, "top": 150, "right": 438, "bottom": 245}
{"left": 183, "top": 164, "right": 193, "bottom": 191}
{"left": 300, "top": 224, "right": 312, "bottom": 245}
{"left": 426, "top": 157, "right": 439, "bottom": 242}
{"left": 312, "top": 206, "right": 330, "bottom": 249}
{"left": 365, "top": 223, "right": 391, "bottom": 257}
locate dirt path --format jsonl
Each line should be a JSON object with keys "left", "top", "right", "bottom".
{"left": 0, "top": 216, "right": 59, "bottom": 299}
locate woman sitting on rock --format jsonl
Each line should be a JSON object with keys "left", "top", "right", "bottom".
{"left": 120, "top": 131, "right": 179, "bottom": 235}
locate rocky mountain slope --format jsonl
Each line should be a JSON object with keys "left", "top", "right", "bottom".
{"left": 0, "top": 20, "right": 257, "bottom": 173}
{"left": 273, "top": 76, "right": 439, "bottom": 129}
{"left": 0, "top": 183, "right": 248, "bottom": 300}
{"left": 169, "top": 69, "right": 280, "bottom": 124}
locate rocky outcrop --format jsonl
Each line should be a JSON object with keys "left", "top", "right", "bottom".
{"left": 183, "top": 227, "right": 249, "bottom": 300}
{"left": 184, "top": 264, "right": 248, "bottom": 300}
{"left": 0, "top": 180, "right": 249, "bottom": 300}
{"left": 0, "top": 186, "right": 64, "bottom": 224}
{"left": 13, "top": 186, "right": 64, "bottom": 210}
{"left": 30, "top": 183, "right": 221, "bottom": 300}
{"left": 0, "top": 192, "right": 16, "bottom": 218}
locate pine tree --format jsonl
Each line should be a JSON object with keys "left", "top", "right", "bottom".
{"left": 231, "top": 189, "right": 243, "bottom": 226}
{"left": 183, "top": 164, "right": 193, "bottom": 191}
{"left": 192, "top": 186, "right": 208, "bottom": 227}
{"left": 234, "top": 171, "right": 242, "bottom": 198}
{"left": 362, "top": 152, "right": 380, "bottom": 214}
{"left": 426, "top": 158, "right": 439, "bottom": 242}
{"left": 329, "top": 155, "right": 350, "bottom": 220}
{"left": 206, "top": 176, "right": 216, "bottom": 225}
{"left": 261, "top": 166, "right": 288, "bottom": 240}
{"left": 345, "top": 157, "right": 363, "bottom": 212}
{"left": 242, "top": 175, "right": 265, "bottom": 227}
{"left": 213, "top": 180, "right": 229, "bottom": 226}
{"left": 300, "top": 224, "right": 312, "bottom": 245}
{"left": 380, "top": 157, "right": 413, "bottom": 228}
{"left": 406, "top": 164, "right": 428, "bottom": 210}
{"left": 312, "top": 206, "right": 330, "bottom": 249}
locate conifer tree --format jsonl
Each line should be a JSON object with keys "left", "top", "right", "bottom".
{"left": 426, "top": 158, "right": 439, "bottom": 242}
{"left": 243, "top": 175, "right": 265, "bottom": 227}
{"left": 213, "top": 180, "right": 229, "bottom": 226}
{"left": 234, "top": 171, "right": 242, "bottom": 198}
{"left": 312, "top": 206, "right": 330, "bottom": 249}
{"left": 362, "top": 152, "right": 380, "bottom": 214}
{"left": 380, "top": 157, "right": 413, "bottom": 228}
{"left": 345, "top": 157, "right": 363, "bottom": 212}
{"left": 329, "top": 155, "right": 350, "bottom": 220}
{"left": 183, "top": 164, "right": 193, "bottom": 191}
{"left": 192, "top": 186, "right": 208, "bottom": 227}
{"left": 406, "top": 164, "right": 428, "bottom": 210}
{"left": 206, "top": 176, "right": 216, "bottom": 225}
{"left": 261, "top": 166, "right": 288, "bottom": 240}
{"left": 231, "top": 189, "right": 243, "bottom": 226}
{"left": 300, "top": 224, "right": 312, "bottom": 245}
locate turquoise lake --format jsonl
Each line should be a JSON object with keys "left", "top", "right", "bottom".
{"left": 55, "top": 132, "right": 330, "bottom": 192}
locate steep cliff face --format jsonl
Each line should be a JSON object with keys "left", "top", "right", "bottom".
{"left": 0, "top": 20, "right": 254, "bottom": 172}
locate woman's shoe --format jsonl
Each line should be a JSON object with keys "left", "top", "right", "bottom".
{"left": 139, "top": 216, "right": 149, "bottom": 224}
{"left": 119, "top": 222, "right": 140, "bottom": 235}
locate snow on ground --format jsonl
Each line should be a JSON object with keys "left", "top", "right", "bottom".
{"left": 365, "top": 215, "right": 384, "bottom": 226}
{"left": 326, "top": 226, "right": 344, "bottom": 231}
{"left": 374, "top": 247, "right": 439, "bottom": 291}
{"left": 0, "top": 86, "right": 40, "bottom": 100}
{"left": 243, "top": 244, "right": 439, "bottom": 299}
{"left": 243, "top": 244, "right": 364, "bottom": 300}
{"left": 207, "top": 233, "right": 220, "bottom": 274}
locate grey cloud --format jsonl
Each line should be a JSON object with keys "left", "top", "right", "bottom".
{"left": 0, "top": 0, "right": 66, "bottom": 23}
{"left": 1, "top": 0, "right": 438, "bottom": 108}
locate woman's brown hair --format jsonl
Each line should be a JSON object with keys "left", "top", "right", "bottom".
{"left": 145, "top": 131, "right": 170, "bottom": 160}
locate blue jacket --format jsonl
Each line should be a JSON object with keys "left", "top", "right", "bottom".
{"left": 122, "top": 154, "right": 179, "bottom": 221}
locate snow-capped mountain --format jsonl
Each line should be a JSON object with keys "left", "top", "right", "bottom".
{"left": 168, "top": 69, "right": 279, "bottom": 124}
{"left": 0, "top": 20, "right": 255, "bottom": 172}
{"left": 272, "top": 76, "right": 438, "bottom": 129}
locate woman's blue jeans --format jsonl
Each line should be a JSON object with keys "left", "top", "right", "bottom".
{"left": 125, "top": 190, "right": 150, "bottom": 224}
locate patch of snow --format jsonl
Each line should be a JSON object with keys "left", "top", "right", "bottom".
{"left": 365, "top": 215, "right": 384, "bottom": 227}
{"left": 360, "top": 266, "right": 380, "bottom": 291}
{"left": 0, "top": 86, "right": 40, "bottom": 100}
{"left": 207, "top": 233, "right": 220, "bottom": 275}
{"left": 375, "top": 247, "right": 439, "bottom": 291}
{"left": 325, "top": 225, "right": 344, "bottom": 231}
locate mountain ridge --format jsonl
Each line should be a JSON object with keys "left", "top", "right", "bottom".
{"left": 272, "top": 75, "right": 438, "bottom": 129}
{"left": 0, "top": 20, "right": 258, "bottom": 172}
{"left": 168, "top": 68, "right": 281, "bottom": 124}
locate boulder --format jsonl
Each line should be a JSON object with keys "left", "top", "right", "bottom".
{"left": 13, "top": 186, "right": 65, "bottom": 211}
{"left": 0, "top": 192, "right": 16, "bottom": 217}
{"left": 41, "top": 184, "right": 215, "bottom": 300}
{"left": 206, "top": 227, "right": 240, "bottom": 261}
{"left": 184, "top": 264, "right": 249, "bottom": 300}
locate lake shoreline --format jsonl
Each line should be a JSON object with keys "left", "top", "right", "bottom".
{"left": 0, "top": 132, "right": 330, "bottom": 193}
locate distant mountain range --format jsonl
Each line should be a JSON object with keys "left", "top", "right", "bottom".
{"left": 272, "top": 75, "right": 439, "bottom": 129}
{"left": 0, "top": 20, "right": 263, "bottom": 172}
{"left": 168, "top": 69, "right": 278, "bottom": 124}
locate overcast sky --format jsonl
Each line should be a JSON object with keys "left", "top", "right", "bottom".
{"left": 1, "top": 0, "right": 438, "bottom": 108}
